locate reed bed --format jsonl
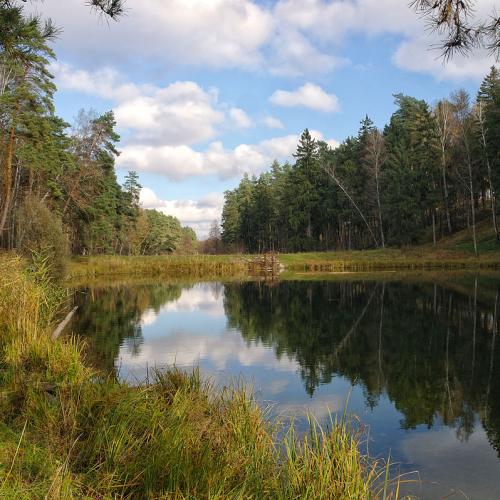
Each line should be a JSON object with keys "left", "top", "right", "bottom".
{"left": 0, "top": 253, "right": 403, "bottom": 498}
{"left": 68, "top": 247, "right": 500, "bottom": 284}
{"left": 68, "top": 254, "right": 249, "bottom": 280}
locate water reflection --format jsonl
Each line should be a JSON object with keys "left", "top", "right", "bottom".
{"left": 226, "top": 280, "right": 500, "bottom": 437}
{"left": 72, "top": 276, "right": 500, "bottom": 498}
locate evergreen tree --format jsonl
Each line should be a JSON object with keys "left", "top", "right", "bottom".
{"left": 289, "top": 129, "right": 320, "bottom": 248}
{"left": 0, "top": 3, "right": 57, "bottom": 241}
{"left": 477, "top": 67, "right": 500, "bottom": 240}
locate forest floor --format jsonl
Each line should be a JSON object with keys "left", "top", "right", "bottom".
{"left": 0, "top": 254, "right": 399, "bottom": 498}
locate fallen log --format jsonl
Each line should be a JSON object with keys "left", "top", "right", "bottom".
{"left": 52, "top": 306, "right": 78, "bottom": 340}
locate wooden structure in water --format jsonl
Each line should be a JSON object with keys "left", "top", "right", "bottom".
{"left": 247, "top": 252, "right": 282, "bottom": 278}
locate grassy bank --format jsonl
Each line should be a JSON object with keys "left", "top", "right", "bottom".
{"left": 0, "top": 254, "right": 399, "bottom": 498}
{"left": 68, "top": 254, "right": 249, "bottom": 279}
{"left": 279, "top": 247, "right": 500, "bottom": 272}
{"left": 281, "top": 221, "right": 500, "bottom": 271}
{"left": 68, "top": 248, "right": 500, "bottom": 282}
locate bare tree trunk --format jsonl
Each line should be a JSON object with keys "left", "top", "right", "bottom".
{"left": 0, "top": 67, "right": 27, "bottom": 243}
{"left": 333, "top": 283, "right": 378, "bottom": 359}
{"left": 435, "top": 102, "right": 453, "bottom": 233}
{"left": 453, "top": 91, "right": 477, "bottom": 254}
{"left": 432, "top": 211, "right": 436, "bottom": 246}
{"left": 0, "top": 121, "right": 16, "bottom": 239}
{"left": 486, "top": 288, "right": 498, "bottom": 405}
{"left": 0, "top": 65, "right": 13, "bottom": 96}
{"left": 366, "top": 130, "right": 386, "bottom": 247}
{"left": 472, "top": 275, "right": 478, "bottom": 380}
{"left": 467, "top": 154, "right": 478, "bottom": 256}
{"left": 378, "top": 282, "right": 385, "bottom": 383}
{"left": 324, "top": 164, "right": 379, "bottom": 248}
{"left": 477, "top": 101, "right": 498, "bottom": 240}
{"left": 445, "top": 294, "right": 453, "bottom": 414}
{"left": 375, "top": 158, "right": 385, "bottom": 248}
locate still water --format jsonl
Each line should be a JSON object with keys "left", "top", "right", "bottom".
{"left": 72, "top": 274, "right": 500, "bottom": 499}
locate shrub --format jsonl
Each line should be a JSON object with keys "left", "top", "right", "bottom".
{"left": 15, "top": 196, "right": 68, "bottom": 277}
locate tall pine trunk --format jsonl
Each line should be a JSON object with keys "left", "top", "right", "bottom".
{"left": 467, "top": 152, "right": 478, "bottom": 255}
{"left": 440, "top": 146, "right": 452, "bottom": 234}
{"left": 375, "top": 158, "right": 385, "bottom": 248}
{"left": 0, "top": 121, "right": 16, "bottom": 241}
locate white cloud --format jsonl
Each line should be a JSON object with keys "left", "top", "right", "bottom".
{"left": 229, "top": 108, "right": 253, "bottom": 128}
{"left": 53, "top": 62, "right": 338, "bottom": 181}
{"left": 270, "top": 83, "right": 339, "bottom": 112}
{"left": 161, "top": 284, "right": 225, "bottom": 316}
{"left": 140, "top": 188, "right": 223, "bottom": 237}
{"left": 119, "top": 130, "right": 338, "bottom": 180}
{"left": 114, "top": 82, "right": 223, "bottom": 146}
{"left": 33, "top": 0, "right": 498, "bottom": 80}
{"left": 269, "top": 27, "right": 345, "bottom": 77}
{"left": 274, "top": 0, "right": 418, "bottom": 41}
{"left": 31, "top": 0, "right": 273, "bottom": 70}
{"left": 262, "top": 116, "right": 285, "bottom": 129}
{"left": 119, "top": 326, "right": 298, "bottom": 375}
{"left": 50, "top": 62, "right": 150, "bottom": 101}
{"left": 53, "top": 62, "right": 241, "bottom": 146}
{"left": 274, "top": 0, "right": 498, "bottom": 80}
{"left": 393, "top": 35, "right": 495, "bottom": 81}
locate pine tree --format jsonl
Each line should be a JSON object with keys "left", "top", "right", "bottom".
{"left": 293, "top": 128, "right": 317, "bottom": 168}
{"left": 291, "top": 129, "right": 320, "bottom": 245}
{"left": 476, "top": 67, "right": 500, "bottom": 240}
{"left": 0, "top": 4, "right": 57, "bottom": 242}
{"left": 221, "top": 189, "right": 241, "bottom": 249}
{"left": 123, "top": 171, "right": 142, "bottom": 216}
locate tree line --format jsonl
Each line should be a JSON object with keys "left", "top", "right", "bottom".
{"left": 0, "top": 3, "right": 197, "bottom": 265}
{"left": 222, "top": 70, "right": 500, "bottom": 253}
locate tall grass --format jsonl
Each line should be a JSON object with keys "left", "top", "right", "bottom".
{"left": 0, "top": 253, "right": 403, "bottom": 498}
{"left": 68, "top": 254, "right": 249, "bottom": 280}
{"left": 68, "top": 247, "right": 500, "bottom": 284}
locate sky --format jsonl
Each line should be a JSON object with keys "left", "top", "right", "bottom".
{"left": 26, "top": 0, "right": 498, "bottom": 237}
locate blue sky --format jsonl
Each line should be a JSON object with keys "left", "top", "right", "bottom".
{"left": 28, "top": 0, "right": 498, "bottom": 236}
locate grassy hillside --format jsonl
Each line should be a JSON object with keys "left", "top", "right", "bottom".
{"left": 281, "top": 220, "right": 500, "bottom": 272}
{"left": 433, "top": 219, "right": 500, "bottom": 253}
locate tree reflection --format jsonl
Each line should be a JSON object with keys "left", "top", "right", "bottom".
{"left": 72, "top": 276, "right": 500, "bottom": 456}
{"left": 223, "top": 278, "right": 500, "bottom": 454}
{"left": 72, "top": 283, "right": 185, "bottom": 372}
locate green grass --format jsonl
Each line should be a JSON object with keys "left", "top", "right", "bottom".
{"left": 280, "top": 222, "right": 500, "bottom": 271}
{"left": 433, "top": 218, "right": 500, "bottom": 254}
{"left": 279, "top": 247, "right": 500, "bottom": 272}
{"left": 0, "top": 253, "right": 403, "bottom": 498}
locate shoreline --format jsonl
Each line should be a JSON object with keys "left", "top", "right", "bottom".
{"left": 0, "top": 254, "right": 398, "bottom": 498}
{"left": 66, "top": 248, "right": 500, "bottom": 280}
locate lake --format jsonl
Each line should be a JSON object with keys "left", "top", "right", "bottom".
{"left": 71, "top": 273, "right": 500, "bottom": 499}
